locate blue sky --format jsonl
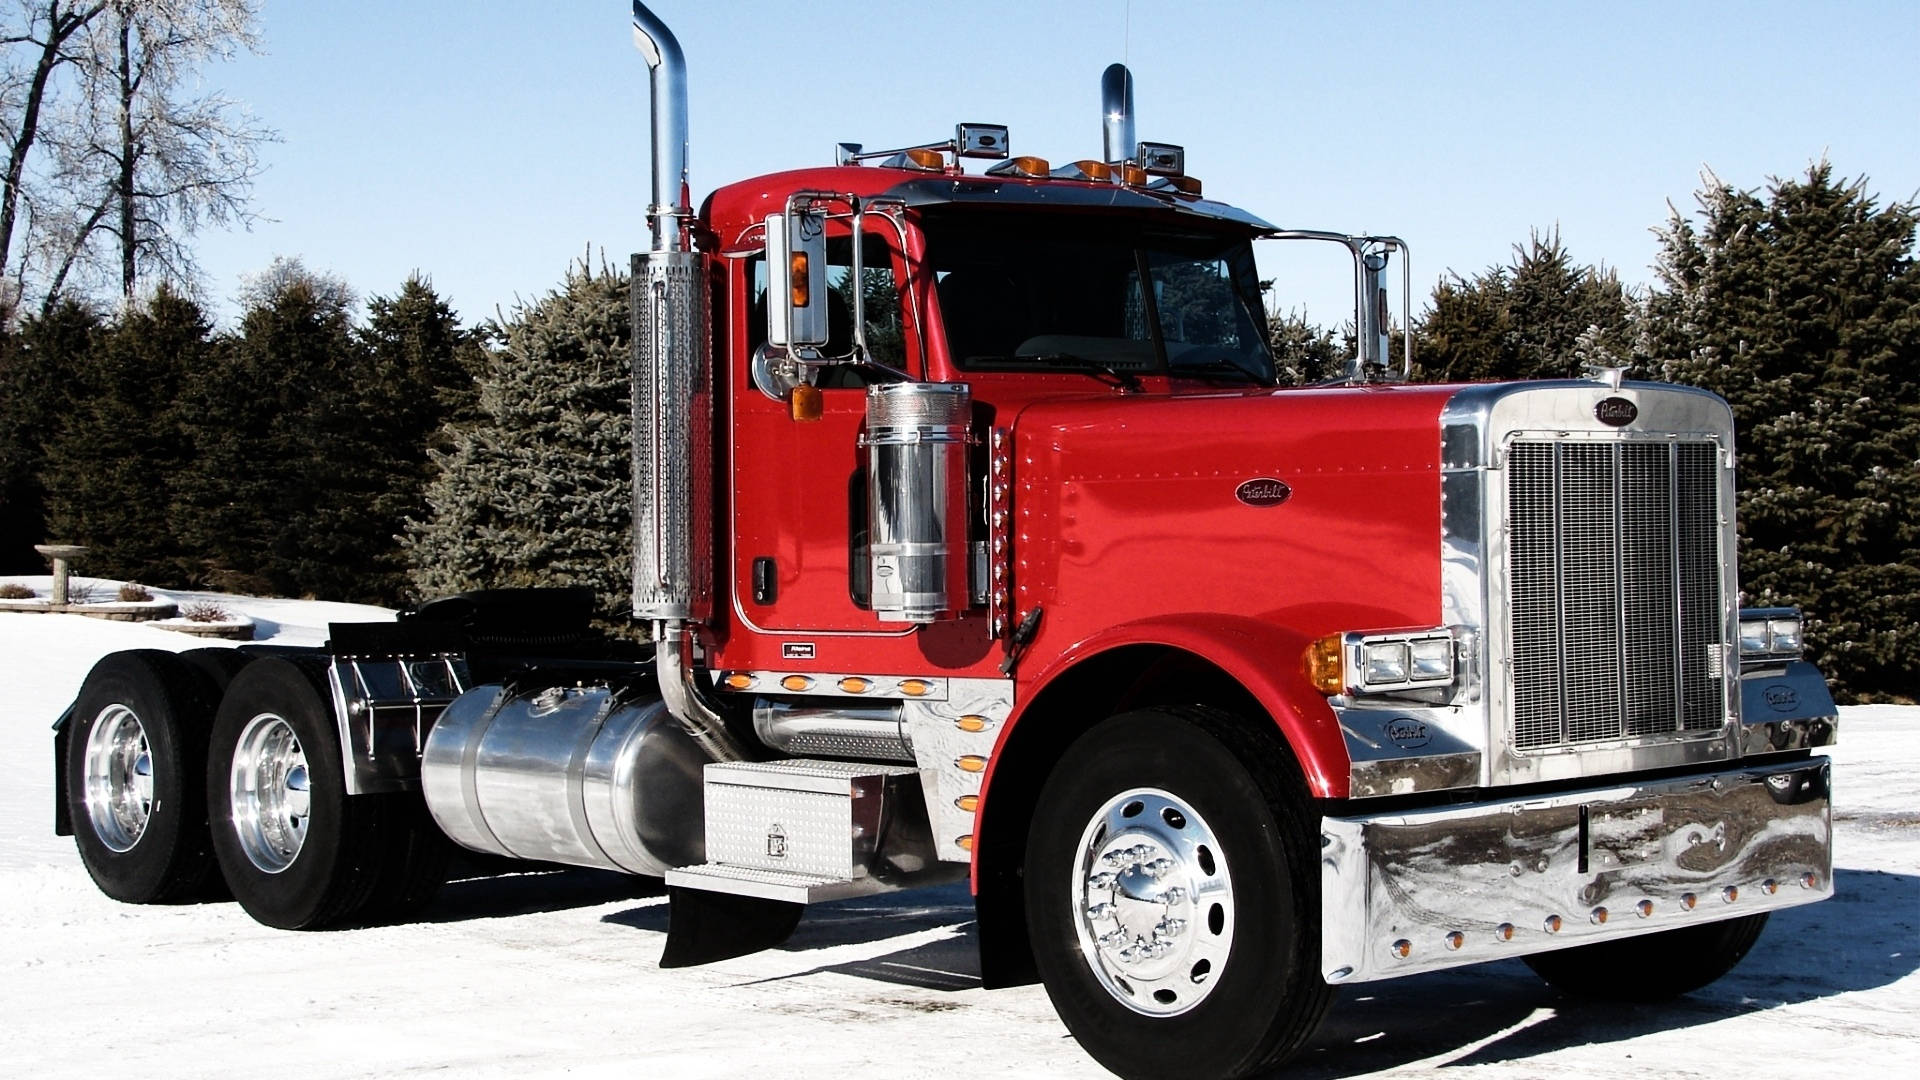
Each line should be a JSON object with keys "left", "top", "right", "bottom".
{"left": 188, "top": 1, "right": 1920, "bottom": 329}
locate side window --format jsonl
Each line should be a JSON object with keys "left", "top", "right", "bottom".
{"left": 746, "top": 233, "right": 904, "bottom": 378}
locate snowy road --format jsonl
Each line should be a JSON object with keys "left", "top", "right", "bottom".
{"left": 2, "top": 584, "right": 1914, "bottom": 1078}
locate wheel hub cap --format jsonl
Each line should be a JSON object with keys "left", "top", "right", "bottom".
{"left": 1072, "top": 788, "right": 1235, "bottom": 1015}
{"left": 230, "top": 714, "right": 311, "bottom": 874}
{"left": 82, "top": 704, "right": 153, "bottom": 852}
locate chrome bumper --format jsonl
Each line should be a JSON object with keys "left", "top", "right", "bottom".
{"left": 1319, "top": 756, "right": 1832, "bottom": 983}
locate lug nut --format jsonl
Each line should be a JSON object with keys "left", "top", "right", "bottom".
{"left": 1146, "top": 858, "right": 1176, "bottom": 878}
{"left": 1086, "top": 903, "right": 1114, "bottom": 922}
{"left": 1161, "top": 887, "right": 1187, "bottom": 905}
{"left": 1157, "top": 918, "right": 1186, "bottom": 938}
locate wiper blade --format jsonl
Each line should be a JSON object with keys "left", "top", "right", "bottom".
{"left": 1014, "top": 352, "right": 1145, "bottom": 393}
{"left": 1173, "top": 358, "right": 1275, "bottom": 385}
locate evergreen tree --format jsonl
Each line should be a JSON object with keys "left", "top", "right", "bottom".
{"left": 1416, "top": 231, "right": 1638, "bottom": 382}
{"left": 1266, "top": 307, "right": 1341, "bottom": 384}
{"left": 41, "top": 285, "right": 210, "bottom": 583}
{"left": 0, "top": 300, "right": 99, "bottom": 571}
{"left": 1648, "top": 164, "right": 1920, "bottom": 701}
{"left": 173, "top": 258, "right": 361, "bottom": 596}
{"left": 406, "top": 262, "right": 633, "bottom": 620}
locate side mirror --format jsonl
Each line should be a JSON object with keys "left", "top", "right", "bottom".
{"left": 766, "top": 210, "right": 828, "bottom": 351}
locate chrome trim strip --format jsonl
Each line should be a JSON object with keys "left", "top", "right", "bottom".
{"left": 1320, "top": 756, "right": 1832, "bottom": 983}
{"left": 715, "top": 670, "right": 950, "bottom": 702}
{"left": 901, "top": 677, "right": 1012, "bottom": 862}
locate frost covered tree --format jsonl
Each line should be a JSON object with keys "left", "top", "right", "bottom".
{"left": 1647, "top": 164, "right": 1919, "bottom": 702}
{"left": 40, "top": 282, "right": 205, "bottom": 581}
{"left": 407, "top": 262, "right": 633, "bottom": 618}
{"left": 1416, "top": 230, "right": 1638, "bottom": 382}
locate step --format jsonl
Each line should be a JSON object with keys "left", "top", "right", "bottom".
{"left": 664, "top": 863, "right": 883, "bottom": 904}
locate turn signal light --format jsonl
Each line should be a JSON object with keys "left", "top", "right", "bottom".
{"left": 1305, "top": 634, "right": 1344, "bottom": 695}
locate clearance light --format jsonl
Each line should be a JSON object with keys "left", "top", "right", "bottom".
{"left": 955, "top": 714, "right": 990, "bottom": 732}
{"left": 1590, "top": 907, "right": 1609, "bottom": 925}
{"left": 1801, "top": 872, "right": 1819, "bottom": 889}
{"left": 1680, "top": 892, "right": 1699, "bottom": 910}
{"left": 1544, "top": 914, "right": 1563, "bottom": 933}
{"left": 898, "top": 678, "right": 934, "bottom": 697}
{"left": 1056, "top": 159, "right": 1114, "bottom": 181}
{"left": 1495, "top": 923, "right": 1515, "bottom": 942}
{"left": 780, "top": 675, "right": 814, "bottom": 692}
{"left": 1722, "top": 886, "right": 1739, "bottom": 903}
{"left": 905, "top": 147, "right": 944, "bottom": 170}
{"left": 838, "top": 677, "right": 871, "bottom": 694}
{"left": 1390, "top": 939, "right": 1412, "bottom": 959}
{"left": 1762, "top": 879, "right": 1779, "bottom": 895}
{"left": 956, "top": 754, "right": 988, "bottom": 773}
{"left": 722, "top": 672, "right": 755, "bottom": 691}
{"left": 955, "top": 794, "right": 979, "bottom": 813}
{"left": 1167, "top": 174, "right": 1202, "bottom": 196}
{"left": 1445, "top": 931, "right": 1465, "bottom": 951}
{"left": 1637, "top": 900, "right": 1655, "bottom": 918}
{"left": 986, "top": 155, "right": 1051, "bottom": 179}
{"left": 1120, "top": 164, "right": 1148, "bottom": 186}
{"left": 955, "top": 834, "right": 975, "bottom": 852}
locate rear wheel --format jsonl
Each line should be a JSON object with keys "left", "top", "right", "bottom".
{"left": 65, "top": 650, "right": 223, "bottom": 903}
{"left": 1025, "top": 707, "right": 1332, "bottom": 1080}
{"left": 1524, "top": 913, "right": 1770, "bottom": 1001}
{"left": 208, "top": 658, "right": 447, "bottom": 929}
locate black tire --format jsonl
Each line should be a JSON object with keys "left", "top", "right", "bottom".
{"left": 1524, "top": 912, "right": 1770, "bottom": 1001}
{"left": 64, "top": 650, "right": 224, "bottom": 903}
{"left": 1025, "top": 707, "right": 1333, "bottom": 1080}
{"left": 207, "top": 657, "right": 447, "bottom": 929}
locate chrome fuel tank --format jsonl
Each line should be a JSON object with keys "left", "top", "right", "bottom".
{"left": 420, "top": 683, "right": 711, "bottom": 876}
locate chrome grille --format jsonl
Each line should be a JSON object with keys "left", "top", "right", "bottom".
{"left": 1507, "top": 439, "right": 1725, "bottom": 751}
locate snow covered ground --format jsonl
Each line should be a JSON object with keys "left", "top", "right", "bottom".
{"left": 0, "top": 580, "right": 1913, "bottom": 1078}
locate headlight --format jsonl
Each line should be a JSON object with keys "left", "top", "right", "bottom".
{"left": 1738, "top": 607, "right": 1803, "bottom": 663}
{"left": 1308, "top": 628, "right": 1458, "bottom": 696}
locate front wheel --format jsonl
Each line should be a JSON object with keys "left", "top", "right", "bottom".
{"left": 1025, "top": 707, "right": 1332, "bottom": 1080}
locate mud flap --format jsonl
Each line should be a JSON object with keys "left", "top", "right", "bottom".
{"left": 659, "top": 886, "right": 804, "bottom": 968}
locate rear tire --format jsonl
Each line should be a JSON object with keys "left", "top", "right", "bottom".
{"left": 1025, "top": 707, "right": 1332, "bottom": 1080}
{"left": 1524, "top": 913, "right": 1770, "bottom": 1001}
{"left": 207, "top": 658, "right": 446, "bottom": 929}
{"left": 64, "top": 651, "right": 223, "bottom": 903}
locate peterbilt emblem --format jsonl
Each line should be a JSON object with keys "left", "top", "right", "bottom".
{"left": 766, "top": 824, "right": 788, "bottom": 858}
{"left": 1384, "top": 718, "right": 1430, "bottom": 749}
{"left": 1763, "top": 685, "right": 1800, "bottom": 712}
{"left": 1235, "top": 478, "right": 1293, "bottom": 507}
{"left": 1595, "top": 397, "right": 1638, "bottom": 427}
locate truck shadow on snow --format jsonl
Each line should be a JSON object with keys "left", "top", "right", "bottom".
{"left": 591, "top": 868, "right": 1916, "bottom": 1071}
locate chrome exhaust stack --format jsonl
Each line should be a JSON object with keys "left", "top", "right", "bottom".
{"left": 1101, "top": 63, "right": 1135, "bottom": 165}
{"left": 629, "top": 2, "right": 745, "bottom": 760}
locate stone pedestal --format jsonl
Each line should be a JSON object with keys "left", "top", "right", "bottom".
{"left": 33, "top": 544, "right": 87, "bottom": 606}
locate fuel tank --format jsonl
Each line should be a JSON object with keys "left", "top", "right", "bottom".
{"left": 420, "top": 683, "right": 711, "bottom": 876}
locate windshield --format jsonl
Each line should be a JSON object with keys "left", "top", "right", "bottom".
{"left": 921, "top": 208, "right": 1275, "bottom": 384}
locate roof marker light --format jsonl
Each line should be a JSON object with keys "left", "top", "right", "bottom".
{"left": 985, "top": 155, "right": 1050, "bottom": 179}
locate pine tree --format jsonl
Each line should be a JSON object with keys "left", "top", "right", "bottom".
{"left": 1648, "top": 164, "right": 1920, "bottom": 702}
{"left": 1416, "top": 231, "right": 1638, "bottom": 382}
{"left": 1266, "top": 307, "right": 1341, "bottom": 384}
{"left": 0, "top": 301, "right": 100, "bottom": 571}
{"left": 406, "top": 262, "right": 633, "bottom": 620}
{"left": 41, "top": 285, "right": 210, "bottom": 584}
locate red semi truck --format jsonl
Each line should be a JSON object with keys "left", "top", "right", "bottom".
{"left": 52, "top": 5, "right": 1839, "bottom": 1078}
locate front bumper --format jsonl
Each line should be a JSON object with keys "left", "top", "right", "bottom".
{"left": 1319, "top": 756, "right": 1832, "bottom": 983}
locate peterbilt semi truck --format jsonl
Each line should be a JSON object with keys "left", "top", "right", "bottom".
{"left": 51, "top": 5, "right": 1840, "bottom": 1078}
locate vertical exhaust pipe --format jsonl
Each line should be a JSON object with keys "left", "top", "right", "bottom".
{"left": 629, "top": 2, "right": 745, "bottom": 761}
{"left": 1101, "top": 63, "right": 1135, "bottom": 165}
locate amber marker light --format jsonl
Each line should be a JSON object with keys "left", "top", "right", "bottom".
{"left": 1074, "top": 159, "right": 1113, "bottom": 181}
{"left": 722, "top": 672, "right": 755, "bottom": 691}
{"left": 905, "top": 147, "right": 944, "bottom": 170}
{"left": 1680, "top": 892, "right": 1698, "bottom": 910}
{"left": 1637, "top": 900, "right": 1655, "bottom": 918}
{"left": 1390, "top": 939, "right": 1412, "bottom": 959}
{"left": 838, "top": 677, "right": 871, "bottom": 694}
{"left": 1305, "top": 634, "right": 1345, "bottom": 695}
{"left": 1543, "top": 914, "right": 1563, "bottom": 933}
{"left": 1445, "top": 931, "right": 1465, "bottom": 951}
{"left": 955, "top": 794, "right": 979, "bottom": 813}
{"left": 788, "top": 383, "right": 822, "bottom": 422}
{"left": 1495, "top": 923, "right": 1516, "bottom": 942}
{"left": 1166, "top": 175, "right": 1203, "bottom": 196}
{"left": 955, "top": 834, "right": 975, "bottom": 852}
{"left": 956, "top": 754, "right": 988, "bottom": 773}
{"left": 1590, "top": 907, "right": 1609, "bottom": 925}
{"left": 955, "top": 714, "right": 990, "bottom": 732}
{"left": 898, "top": 678, "right": 934, "bottom": 697}
{"left": 1722, "top": 886, "right": 1739, "bottom": 903}
{"left": 789, "top": 252, "right": 810, "bottom": 308}
{"left": 780, "top": 675, "right": 814, "bottom": 692}
{"left": 1121, "top": 164, "right": 1148, "bottom": 186}
{"left": 1801, "top": 872, "right": 1819, "bottom": 889}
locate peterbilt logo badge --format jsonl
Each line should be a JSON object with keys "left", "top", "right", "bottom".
{"left": 1235, "top": 478, "right": 1293, "bottom": 507}
{"left": 1764, "top": 685, "right": 1799, "bottom": 712}
{"left": 1595, "top": 397, "right": 1638, "bottom": 427}
{"left": 1384, "top": 718, "right": 1431, "bottom": 749}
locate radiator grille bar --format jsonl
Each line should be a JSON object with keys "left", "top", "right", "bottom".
{"left": 1507, "top": 439, "right": 1724, "bottom": 751}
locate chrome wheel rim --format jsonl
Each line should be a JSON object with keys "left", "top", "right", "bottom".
{"left": 229, "top": 714, "right": 311, "bottom": 873}
{"left": 1071, "top": 787, "right": 1235, "bottom": 1016}
{"left": 82, "top": 704, "right": 153, "bottom": 852}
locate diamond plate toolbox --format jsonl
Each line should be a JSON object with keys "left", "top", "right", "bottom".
{"left": 702, "top": 759, "right": 918, "bottom": 879}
